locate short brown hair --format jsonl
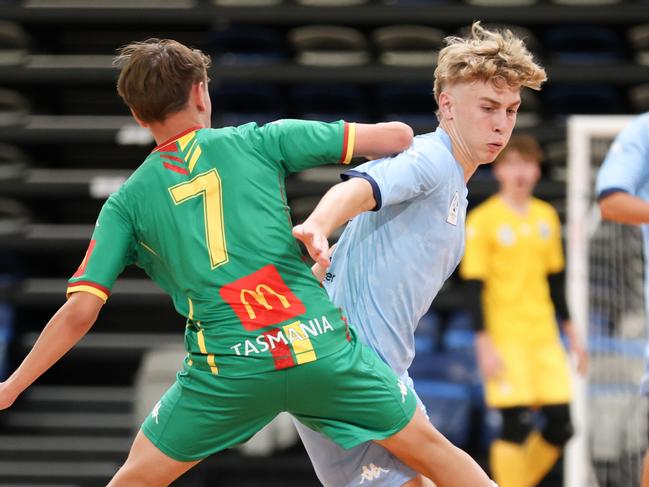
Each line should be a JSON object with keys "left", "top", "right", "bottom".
{"left": 434, "top": 22, "right": 546, "bottom": 105}
{"left": 113, "top": 38, "right": 211, "bottom": 123}
{"left": 495, "top": 134, "right": 544, "bottom": 164}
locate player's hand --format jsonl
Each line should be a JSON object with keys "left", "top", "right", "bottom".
{"left": 311, "top": 244, "right": 337, "bottom": 282}
{"left": 0, "top": 382, "right": 18, "bottom": 410}
{"left": 571, "top": 342, "right": 589, "bottom": 376}
{"left": 293, "top": 223, "right": 330, "bottom": 269}
{"left": 475, "top": 333, "right": 504, "bottom": 380}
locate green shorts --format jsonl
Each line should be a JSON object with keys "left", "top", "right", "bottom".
{"left": 141, "top": 337, "right": 417, "bottom": 462}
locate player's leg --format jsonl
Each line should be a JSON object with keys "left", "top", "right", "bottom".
{"left": 110, "top": 360, "right": 283, "bottom": 485}
{"left": 108, "top": 429, "right": 200, "bottom": 487}
{"left": 523, "top": 404, "right": 572, "bottom": 486}
{"left": 290, "top": 340, "right": 494, "bottom": 487}
{"left": 523, "top": 341, "right": 573, "bottom": 486}
{"left": 294, "top": 369, "right": 434, "bottom": 487}
{"left": 375, "top": 407, "right": 494, "bottom": 487}
{"left": 642, "top": 449, "right": 649, "bottom": 487}
{"left": 295, "top": 419, "right": 421, "bottom": 487}
{"left": 483, "top": 342, "right": 535, "bottom": 487}
{"left": 489, "top": 407, "right": 533, "bottom": 487}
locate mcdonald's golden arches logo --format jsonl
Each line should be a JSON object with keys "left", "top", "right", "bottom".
{"left": 220, "top": 264, "right": 306, "bottom": 330}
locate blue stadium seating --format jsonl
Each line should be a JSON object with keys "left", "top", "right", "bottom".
{"left": 377, "top": 84, "right": 438, "bottom": 128}
{"left": 211, "top": 84, "right": 284, "bottom": 127}
{"left": 413, "top": 379, "right": 474, "bottom": 447}
{"left": 542, "top": 26, "right": 625, "bottom": 64}
{"left": 543, "top": 84, "right": 628, "bottom": 116}
{"left": 292, "top": 84, "right": 370, "bottom": 122}
{"left": 210, "top": 27, "right": 286, "bottom": 65}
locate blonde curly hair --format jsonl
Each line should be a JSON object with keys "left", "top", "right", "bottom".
{"left": 433, "top": 22, "right": 547, "bottom": 104}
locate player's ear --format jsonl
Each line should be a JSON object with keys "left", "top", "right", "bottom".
{"left": 194, "top": 81, "right": 209, "bottom": 113}
{"left": 438, "top": 91, "right": 453, "bottom": 121}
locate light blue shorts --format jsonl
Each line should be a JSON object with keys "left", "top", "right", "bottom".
{"left": 295, "top": 373, "right": 426, "bottom": 487}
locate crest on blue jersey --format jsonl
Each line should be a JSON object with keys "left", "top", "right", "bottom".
{"left": 446, "top": 191, "right": 460, "bottom": 226}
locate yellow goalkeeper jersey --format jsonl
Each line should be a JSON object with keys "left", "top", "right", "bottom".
{"left": 460, "top": 195, "right": 564, "bottom": 343}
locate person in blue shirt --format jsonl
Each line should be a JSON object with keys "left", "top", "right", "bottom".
{"left": 293, "top": 22, "right": 546, "bottom": 487}
{"left": 597, "top": 111, "right": 649, "bottom": 487}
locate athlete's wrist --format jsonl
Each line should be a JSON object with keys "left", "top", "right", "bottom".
{"left": 0, "top": 378, "right": 21, "bottom": 406}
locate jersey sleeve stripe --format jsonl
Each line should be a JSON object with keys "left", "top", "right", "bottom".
{"left": 597, "top": 187, "right": 628, "bottom": 200}
{"left": 66, "top": 282, "right": 110, "bottom": 302}
{"left": 340, "top": 122, "right": 356, "bottom": 165}
{"left": 341, "top": 170, "right": 382, "bottom": 211}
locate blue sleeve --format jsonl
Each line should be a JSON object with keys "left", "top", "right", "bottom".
{"left": 596, "top": 114, "right": 649, "bottom": 199}
{"left": 341, "top": 145, "right": 445, "bottom": 210}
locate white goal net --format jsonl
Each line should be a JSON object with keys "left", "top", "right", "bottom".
{"left": 567, "top": 116, "right": 648, "bottom": 487}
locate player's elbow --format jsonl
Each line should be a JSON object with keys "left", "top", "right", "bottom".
{"left": 62, "top": 293, "right": 103, "bottom": 333}
{"left": 598, "top": 194, "right": 624, "bottom": 223}
{"left": 598, "top": 199, "right": 615, "bottom": 222}
{"left": 388, "top": 122, "right": 414, "bottom": 152}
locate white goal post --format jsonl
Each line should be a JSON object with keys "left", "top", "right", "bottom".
{"left": 566, "top": 115, "right": 639, "bottom": 487}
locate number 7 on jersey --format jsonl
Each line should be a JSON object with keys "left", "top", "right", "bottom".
{"left": 169, "top": 169, "right": 229, "bottom": 269}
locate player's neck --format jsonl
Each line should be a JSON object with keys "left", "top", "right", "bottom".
{"left": 148, "top": 111, "right": 206, "bottom": 146}
{"left": 499, "top": 191, "right": 530, "bottom": 215}
{"left": 439, "top": 120, "right": 479, "bottom": 183}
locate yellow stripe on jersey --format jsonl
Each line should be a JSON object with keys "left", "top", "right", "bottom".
{"left": 66, "top": 285, "right": 109, "bottom": 303}
{"left": 206, "top": 354, "right": 218, "bottom": 372}
{"left": 177, "top": 132, "right": 195, "bottom": 151}
{"left": 196, "top": 321, "right": 218, "bottom": 374}
{"left": 139, "top": 241, "right": 158, "bottom": 256}
{"left": 188, "top": 297, "right": 194, "bottom": 320}
{"left": 188, "top": 145, "right": 202, "bottom": 174}
{"left": 283, "top": 321, "right": 317, "bottom": 365}
{"left": 342, "top": 122, "right": 356, "bottom": 164}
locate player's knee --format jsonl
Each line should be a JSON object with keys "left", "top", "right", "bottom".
{"left": 540, "top": 404, "right": 573, "bottom": 447}
{"left": 499, "top": 407, "right": 533, "bottom": 444}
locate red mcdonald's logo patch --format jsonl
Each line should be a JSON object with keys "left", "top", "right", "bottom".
{"left": 220, "top": 264, "right": 306, "bottom": 331}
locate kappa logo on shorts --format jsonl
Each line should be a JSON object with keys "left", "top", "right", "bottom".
{"left": 151, "top": 400, "right": 162, "bottom": 424}
{"left": 397, "top": 379, "right": 408, "bottom": 403}
{"left": 359, "top": 463, "right": 390, "bottom": 484}
{"left": 220, "top": 264, "right": 306, "bottom": 331}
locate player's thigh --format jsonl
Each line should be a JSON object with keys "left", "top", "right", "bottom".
{"left": 374, "top": 407, "right": 451, "bottom": 472}
{"left": 108, "top": 429, "right": 200, "bottom": 487}
{"left": 530, "top": 340, "right": 572, "bottom": 404}
{"left": 485, "top": 341, "right": 535, "bottom": 408}
{"left": 288, "top": 341, "right": 417, "bottom": 450}
{"left": 294, "top": 418, "right": 418, "bottom": 487}
{"left": 141, "top": 365, "right": 283, "bottom": 462}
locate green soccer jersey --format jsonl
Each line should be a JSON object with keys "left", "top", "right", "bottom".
{"left": 68, "top": 119, "right": 357, "bottom": 377}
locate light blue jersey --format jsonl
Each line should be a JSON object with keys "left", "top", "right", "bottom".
{"left": 327, "top": 127, "right": 468, "bottom": 375}
{"left": 295, "top": 127, "right": 468, "bottom": 486}
{"left": 596, "top": 112, "right": 649, "bottom": 393}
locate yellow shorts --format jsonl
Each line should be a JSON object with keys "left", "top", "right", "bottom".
{"left": 485, "top": 339, "right": 572, "bottom": 408}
